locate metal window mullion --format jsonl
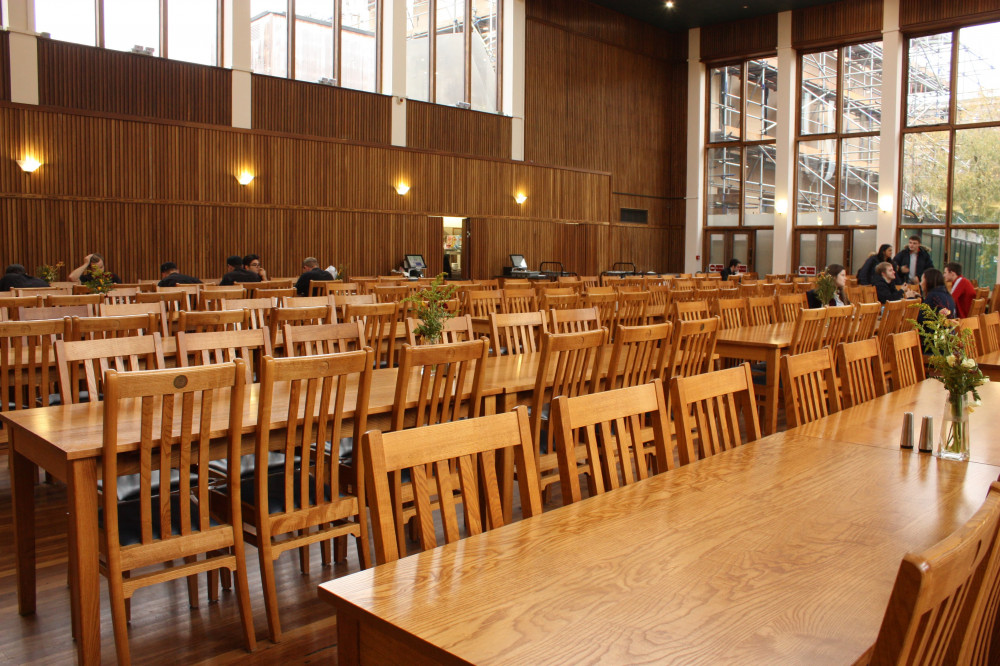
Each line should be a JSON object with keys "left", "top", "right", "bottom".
{"left": 160, "top": 0, "right": 167, "bottom": 57}
{"left": 430, "top": 0, "right": 436, "bottom": 103}
{"left": 288, "top": 0, "right": 295, "bottom": 79}
{"left": 217, "top": 0, "right": 224, "bottom": 68}
{"left": 96, "top": 0, "right": 104, "bottom": 47}
{"left": 333, "top": 0, "right": 342, "bottom": 84}
{"left": 496, "top": 0, "right": 503, "bottom": 112}
{"left": 464, "top": 0, "right": 471, "bottom": 106}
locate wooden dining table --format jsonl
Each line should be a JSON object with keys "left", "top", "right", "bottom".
{"left": 975, "top": 349, "right": 1000, "bottom": 382}
{"left": 319, "top": 428, "right": 1000, "bottom": 664}
{"left": 714, "top": 321, "right": 795, "bottom": 435}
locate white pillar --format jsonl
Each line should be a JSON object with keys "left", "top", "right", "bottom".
{"left": 879, "top": 0, "right": 903, "bottom": 251}
{"left": 504, "top": 0, "right": 526, "bottom": 160}
{"left": 772, "top": 11, "right": 796, "bottom": 274}
{"left": 226, "top": 0, "right": 252, "bottom": 128}
{"left": 383, "top": 0, "right": 407, "bottom": 146}
{"left": 684, "top": 28, "right": 705, "bottom": 274}
{"left": 6, "top": 0, "right": 38, "bottom": 105}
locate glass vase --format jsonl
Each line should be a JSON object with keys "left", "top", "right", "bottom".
{"left": 937, "top": 392, "right": 971, "bottom": 462}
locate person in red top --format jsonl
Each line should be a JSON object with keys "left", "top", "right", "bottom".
{"left": 943, "top": 262, "right": 975, "bottom": 318}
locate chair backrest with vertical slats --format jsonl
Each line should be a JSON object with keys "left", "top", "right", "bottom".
{"left": 0, "top": 295, "right": 43, "bottom": 321}
{"left": 222, "top": 297, "right": 274, "bottom": 329}
{"left": 502, "top": 288, "right": 539, "bottom": 314}
{"left": 823, "top": 304, "right": 854, "bottom": 350}
{"left": 540, "top": 292, "right": 580, "bottom": 311}
{"left": 282, "top": 322, "right": 365, "bottom": 356}
{"left": 548, "top": 307, "right": 600, "bottom": 334}
{"left": 604, "top": 322, "right": 672, "bottom": 391}
{"left": 268, "top": 305, "right": 334, "bottom": 350}
{"left": 489, "top": 311, "right": 547, "bottom": 356}
{"left": 789, "top": 307, "right": 828, "bottom": 355}
{"left": 672, "top": 299, "right": 711, "bottom": 322}
{"left": 583, "top": 293, "right": 618, "bottom": 332}
{"left": 69, "top": 314, "right": 158, "bottom": 341}
{"left": 177, "top": 308, "right": 248, "bottom": 333}
{"left": 980, "top": 311, "right": 1000, "bottom": 355}
{"left": 405, "top": 314, "right": 476, "bottom": 345}
{"left": 332, "top": 293, "right": 376, "bottom": 320}
{"left": 781, "top": 348, "right": 841, "bottom": 427}
{"left": 968, "top": 298, "right": 987, "bottom": 318}
{"left": 176, "top": 328, "right": 273, "bottom": 383}
{"left": 715, "top": 298, "right": 748, "bottom": 330}
{"left": 670, "top": 362, "right": 761, "bottom": 466}
{"left": 877, "top": 299, "right": 915, "bottom": 362}
{"left": 615, "top": 291, "right": 650, "bottom": 332}
{"left": 100, "top": 301, "right": 169, "bottom": 337}
{"left": 836, "top": 338, "right": 887, "bottom": 408}
{"left": 56, "top": 333, "right": 166, "bottom": 404}
{"left": 344, "top": 302, "right": 398, "bottom": 368}
{"left": 551, "top": 380, "right": 672, "bottom": 506}
{"left": 199, "top": 286, "right": 246, "bottom": 310}
{"left": 777, "top": 293, "right": 808, "bottom": 323}
{"left": 392, "top": 339, "right": 489, "bottom": 432}
{"left": 746, "top": 296, "right": 777, "bottom": 325}
{"left": 889, "top": 330, "right": 926, "bottom": 390}
{"left": 466, "top": 289, "right": 502, "bottom": 318}
{"left": 668, "top": 316, "right": 719, "bottom": 378}
{"left": 957, "top": 317, "right": 984, "bottom": 358}
{"left": 373, "top": 285, "right": 413, "bottom": 304}
{"left": 362, "top": 407, "right": 542, "bottom": 564}
{"left": 851, "top": 301, "right": 881, "bottom": 342}
{"left": 45, "top": 293, "right": 101, "bottom": 315}
{"left": 156, "top": 283, "right": 200, "bottom": 309}
{"left": 0, "top": 318, "right": 68, "bottom": 415}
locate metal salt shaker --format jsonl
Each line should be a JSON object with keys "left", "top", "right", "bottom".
{"left": 900, "top": 412, "right": 913, "bottom": 450}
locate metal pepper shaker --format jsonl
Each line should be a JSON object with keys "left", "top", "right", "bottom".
{"left": 900, "top": 412, "right": 913, "bottom": 450}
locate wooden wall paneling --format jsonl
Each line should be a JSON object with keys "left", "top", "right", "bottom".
{"left": 793, "top": 0, "right": 882, "bottom": 48}
{"left": 36, "top": 39, "right": 231, "bottom": 125}
{"left": 608, "top": 224, "right": 679, "bottom": 273}
{"left": 900, "top": 0, "right": 1000, "bottom": 29}
{"left": 611, "top": 194, "right": 684, "bottom": 229}
{"left": 0, "top": 31, "right": 10, "bottom": 102}
{"left": 250, "top": 75, "right": 391, "bottom": 144}
{"left": 700, "top": 14, "right": 779, "bottom": 61}
{"left": 406, "top": 100, "right": 512, "bottom": 160}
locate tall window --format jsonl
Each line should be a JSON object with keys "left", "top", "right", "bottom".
{"left": 406, "top": 0, "right": 501, "bottom": 112}
{"left": 901, "top": 22, "right": 1000, "bottom": 286}
{"left": 704, "top": 57, "right": 778, "bottom": 275}
{"left": 34, "top": 0, "right": 219, "bottom": 66}
{"left": 251, "top": 0, "right": 379, "bottom": 91}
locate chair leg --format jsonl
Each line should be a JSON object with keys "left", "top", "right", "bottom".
{"left": 298, "top": 532, "right": 310, "bottom": 575}
{"left": 230, "top": 556, "right": 258, "bottom": 652}
{"left": 257, "top": 538, "right": 282, "bottom": 643}
{"left": 184, "top": 555, "right": 199, "bottom": 608}
{"left": 333, "top": 535, "right": 347, "bottom": 563}
{"left": 207, "top": 567, "right": 219, "bottom": 603}
{"left": 221, "top": 566, "right": 232, "bottom": 590}
{"left": 321, "top": 529, "right": 333, "bottom": 566}
{"left": 108, "top": 571, "right": 132, "bottom": 665}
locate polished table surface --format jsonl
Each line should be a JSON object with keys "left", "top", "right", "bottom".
{"left": 319, "top": 431, "right": 1000, "bottom": 664}
{"left": 715, "top": 322, "right": 795, "bottom": 436}
{"left": 976, "top": 349, "right": 1000, "bottom": 381}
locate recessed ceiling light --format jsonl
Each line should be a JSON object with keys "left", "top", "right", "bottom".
{"left": 665, "top": 1, "right": 675, "bottom": 8}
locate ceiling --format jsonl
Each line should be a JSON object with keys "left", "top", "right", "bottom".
{"left": 587, "top": 0, "right": 843, "bottom": 32}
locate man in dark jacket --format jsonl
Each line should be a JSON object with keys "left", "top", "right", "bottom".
{"left": 157, "top": 262, "right": 202, "bottom": 287}
{"left": 0, "top": 264, "right": 48, "bottom": 291}
{"left": 874, "top": 262, "right": 918, "bottom": 303}
{"left": 219, "top": 255, "right": 261, "bottom": 285}
{"left": 294, "top": 257, "right": 335, "bottom": 296}
{"left": 892, "top": 235, "right": 933, "bottom": 285}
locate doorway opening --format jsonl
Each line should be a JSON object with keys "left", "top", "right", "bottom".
{"left": 442, "top": 216, "right": 466, "bottom": 279}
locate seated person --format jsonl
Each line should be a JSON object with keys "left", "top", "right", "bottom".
{"left": 874, "top": 262, "right": 917, "bottom": 303}
{"left": 243, "top": 254, "right": 268, "bottom": 281}
{"left": 68, "top": 253, "right": 122, "bottom": 285}
{"left": 294, "top": 257, "right": 335, "bottom": 296}
{"left": 0, "top": 264, "right": 48, "bottom": 291}
{"left": 917, "top": 268, "right": 956, "bottom": 352}
{"left": 157, "top": 261, "right": 202, "bottom": 288}
{"left": 220, "top": 255, "right": 261, "bottom": 285}
{"left": 720, "top": 258, "right": 741, "bottom": 281}
{"left": 943, "top": 261, "right": 975, "bottom": 319}
{"left": 806, "top": 263, "right": 850, "bottom": 308}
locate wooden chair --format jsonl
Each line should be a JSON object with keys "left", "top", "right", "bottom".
{"left": 45, "top": 293, "right": 101, "bottom": 315}
{"left": 889, "top": 330, "right": 926, "bottom": 390}
{"left": 222, "top": 297, "right": 274, "bottom": 329}
{"left": 780, "top": 348, "right": 841, "bottom": 427}
{"left": 672, "top": 299, "right": 711, "bottom": 322}
{"left": 850, "top": 301, "right": 881, "bottom": 342}
{"left": 373, "top": 285, "right": 413, "bottom": 304}
{"left": 282, "top": 322, "right": 366, "bottom": 356}
{"left": 531, "top": 329, "right": 608, "bottom": 493}
{"left": 100, "top": 361, "right": 255, "bottom": 663}
{"left": 13, "top": 286, "right": 70, "bottom": 297}
{"left": 990, "top": 285, "right": 1000, "bottom": 316}
{"left": 845, "top": 285, "right": 877, "bottom": 304}
{"left": 823, "top": 304, "right": 854, "bottom": 350}
{"left": 616, "top": 291, "right": 650, "bottom": 329}
{"left": 178, "top": 308, "right": 249, "bottom": 333}
{"left": 551, "top": 379, "right": 672, "bottom": 506}
{"left": 776, "top": 293, "right": 808, "bottom": 323}
{"left": 789, "top": 307, "right": 828, "bottom": 355}
{"left": 957, "top": 316, "right": 984, "bottom": 358}
{"left": 604, "top": 322, "right": 672, "bottom": 391}
{"left": 362, "top": 407, "right": 542, "bottom": 565}
{"left": 746, "top": 296, "right": 777, "bottom": 325}
{"left": 104, "top": 288, "right": 138, "bottom": 305}
{"left": 333, "top": 293, "right": 376, "bottom": 320}
{"left": 285, "top": 295, "right": 337, "bottom": 310}
{"left": 968, "top": 298, "right": 987, "bottom": 318}
{"left": 268, "top": 305, "right": 333, "bottom": 351}
{"left": 547, "top": 306, "right": 600, "bottom": 334}
{"left": 55, "top": 334, "right": 166, "bottom": 405}
{"left": 583, "top": 292, "right": 618, "bottom": 331}
{"left": 156, "top": 284, "right": 199, "bottom": 309}
{"left": 241, "top": 350, "right": 374, "bottom": 642}
{"left": 668, "top": 317, "right": 719, "bottom": 378}
{"left": 315, "top": 281, "right": 358, "bottom": 295}
{"left": 0, "top": 319, "right": 68, "bottom": 426}
{"left": 199, "top": 287, "right": 246, "bottom": 310}
{"left": 540, "top": 292, "right": 579, "bottom": 311}
{"left": 345, "top": 302, "right": 398, "bottom": 369}
{"left": 489, "top": 311, "right": 547, "bottom": 356}
{"left": 979, "top": 311, "right": 1000, "bottom": 355}
{"left": 866, "top": 483, "right": 1000, "bottom": 666}
{"left": 877, "top": 299, "right": 918, "bottom": 364}
{"left": 405, "top": 314, "right": 475, "bottom": 345}
{"left": 715, "top": 298, "right": 748, "bottom": 330}
{"left": 18, "top": 304, "right": 92, "bottom": 322}
{"left": 176, "top": 328, "right": 273, "bottom": 384}
{"left": 501, "top": 288, "right": 539, "bottom": 314}
{"left": 466, "top": 289, "right": 502, "bottom": 318}
{"left": 0, "top": 295, "right": 43, "bottom": 321}
{"left": 68, "top": 314, "right": 159, "bottom": 341}
{"left": 836, "top": 338, "right": 887, "bottom": 408}
{"left": 257, "top": 287, "right": 295, "bottom": 301}
{"left": 100, "top": 301, "right": 170, "bottom": 337}
{"left": 670, "top": 362, "right": 761, "bottom": 466}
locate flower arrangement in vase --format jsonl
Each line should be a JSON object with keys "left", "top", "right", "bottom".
{"left": 36, "top": 261, "right": 64, "bottom": 284}
{"left": 83, "top": 266, "right": 116, "bottom": 295}
{"left": 812, "top": 270, "right": 837, "bottom": 306}
{"left": 401, "top": 273, "right": 457, "bottom": 344}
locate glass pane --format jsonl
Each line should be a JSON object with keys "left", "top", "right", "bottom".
{"left": 745, "top": 58, "right": 777, "bottom": 141}
{"left": 842, "top": 41, "right": 882, "bottom": 133}
{"left": 840, "top": 135, "right": 879, "bottom": 225}
{"left": 744, "top": 144, "right": 775, "bottom": 227}
{"left": 295, "top": 0, "right": 334, "bottom": 83}
{"left": 706, "top": 147, "right": 741, "bottom": 227}
{"left": 825, "top": 233, "right": 846, "bottom": 268}
{"left": 168, "top": 0, "right": 218, "bottom": 66}
{"left": 796, "top": 139, "right": 837, "bottom": 226}
{"left": 901, "top": 131, "right": 949, "bottom": 225}
{"left": 708, "top": 234, "right": 726, "bottom": 267}
{"left": 898, "top": 228, "right": 946, "bottom": 276}
{"left": 435, "top": 0, "right": 466, "bottom": 106}
{"left": 104, "top": 0, "right": 159, "bottom": 55}
{"left": 732, "top": 234, "right": 750, "bottom": 269}
{"left": 801, "top": 50, "right": 837, "bottom": 135}
{"left": 709, "top": 65, "right": 741, "bottom": 142}
{"left": 954, "top": 127, "right": 1000, "bottom": 226}
{"left": 755, "top": 229, "right": 774, "bottom": 276}
{"left": 35, "top": 0, "right": 96, "bottom": 45}
{"left": 851, "top": 229, "right": 877, "bottom": 274}
{"left": 251, "top": 0, "right": 288, "bottom": 77}
{"left": 406, "top": 0, "right": 431, "bottom": 101}
{"left": 957, "top": 23, "right": 1000, "bottom": 125}
{"left": 907, "top": 33, "right": 951, "bottom": 127}
{"left": 798, "top": 233, "right": 818, "bottom": 275}
{"left": 470, "top": 0, "right": 499, "bottom": 112}
{"left": 342, "top": 0, "right": 379, "bottom": 92}
{"left": 951, "top": 228, "right": 998, "bottom": 287}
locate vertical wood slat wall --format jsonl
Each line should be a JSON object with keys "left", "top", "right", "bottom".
{"left": 0, "top": 32, "right": 9, "bottom": 102}
{"left": 406, "top": 100, "right": 512, "bottom": 160}
{"left": 792, "top": 0, "right": 883, "bottom": 48}
{"left": 900, "top": 0, "right": 1000, "bottom": 30}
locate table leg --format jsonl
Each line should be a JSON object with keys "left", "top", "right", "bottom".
{"left": 498, "top": 392, "right": 516, "bottom": 523}
{"left": 337, "top": 608, "right": 361, "bottom": 665}
{"left": 67, "top": 459, "right": 101, "bottom": 665}
{"left": 10, "top": 442, "right": 37, "bottom": 615}
{"left": 763, "top": 348, "right": 780, "bottom": 436}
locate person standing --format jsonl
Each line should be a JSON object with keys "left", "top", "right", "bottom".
{"left": 157, "top": 262, "right": 202, "bottom": 287}
{"left": 720, "top": 258, "right": 741, "bottom": 281}
{"left": 892, "top": 235, "right": 933, "bottom": 285}
{"left": 857, "top": 244, "right": 893, "bottom": 286}
{"left": 68, "top": 253, "right": 122, "bottom": 284}
{"left": 943, "top": 262, "right": 975, "bottom": 318}
{"left": 220, "top": 255, "right": 261, "bottom": 285}
{"left": 294, "top": 257, "right": 335, "bottom": 296}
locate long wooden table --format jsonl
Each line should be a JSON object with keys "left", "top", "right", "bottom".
{"left": 319, "top": 430, "right": 1000, "bottom": 664}
{"left": 976, "top": 349, "right": 1000, "bottom": 382}
{"left": 715, "top": 322, "right": 795, "bottom": 435}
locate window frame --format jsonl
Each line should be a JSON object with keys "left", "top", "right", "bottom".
{"left": 90, "top": 0, "right": 225, "bottom": 65}
{"left": 284, "top": 0, "right": 382, "bottom": 90}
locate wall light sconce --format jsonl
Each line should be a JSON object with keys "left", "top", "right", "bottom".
{"left": 514, "top": 192, "right": 528, "bottom": 205}
{"left": 878, "top": 194, "right": 893, "bottom": 213}
{"left": 774, "top": 198, "right": 788, "bottom": 215}
{"left": 236, "top": 171, "right": 254, "bottom": 186}
{"left": 17, "top": 157, "right": 42, "bottom": 173}
{"left": 396, "top": 182, "right": 410, "bottom": 195}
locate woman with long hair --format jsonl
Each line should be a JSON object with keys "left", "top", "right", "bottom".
{"left": 857, "top": 244, "right": 893, "bottom": 286}
{"left": 807, "top": 263, "right": 850, "bottom": 308}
